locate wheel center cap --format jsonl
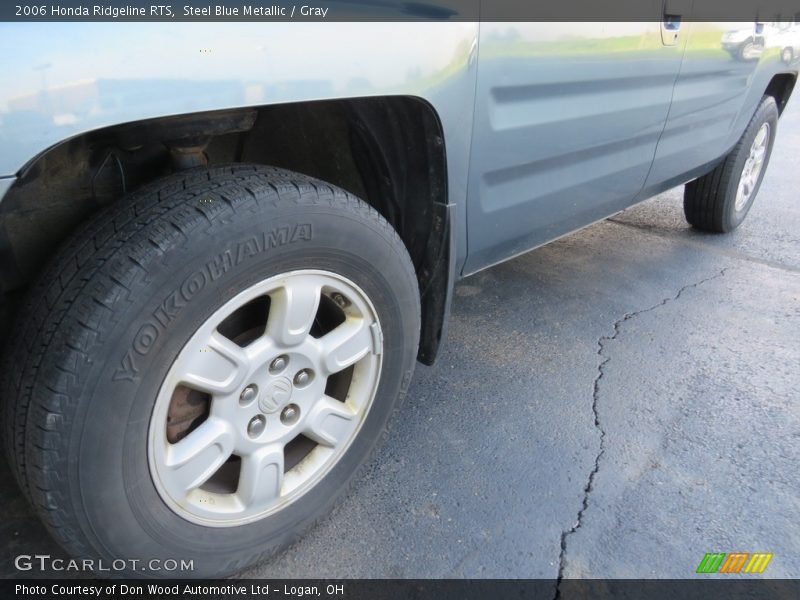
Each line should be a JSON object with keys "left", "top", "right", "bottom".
{"left": 259, "top": 377, "right": 293, "bottom": 414}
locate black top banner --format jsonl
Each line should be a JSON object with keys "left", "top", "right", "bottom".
{"left": 2, "top": 0, "right": 800, "bottom": 22}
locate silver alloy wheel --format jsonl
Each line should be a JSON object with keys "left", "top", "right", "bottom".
{"left": 735, "top": 122, "right": 770, "bottom": 212}
{"left": 148, "top": 269, "right": 383, "bottom": 527}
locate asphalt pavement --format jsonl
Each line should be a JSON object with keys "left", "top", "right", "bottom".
{"left": 2, "top": 98, "right": 798, "bottom": 581}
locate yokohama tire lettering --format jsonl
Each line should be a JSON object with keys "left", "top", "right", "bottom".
{"left": 113, "top": 224, "right": 313, "bottom": 382}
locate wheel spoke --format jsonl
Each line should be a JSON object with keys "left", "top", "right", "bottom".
{"left": 319, "top": 318, "right": 374, "bottom": 375}
{"left": 237, "top": 445, "right": 284, "bottom": 506}
{"left": 180, "top": 331, "right": 250, "bottom": 395}
{"left": 754, "top": 126, "right": 767, "bottom": 147}
{"left": 267, "top": 279, "right": 322, "bottom": 347}
{"left": 302, "top": 395, "right": 357, "bottom": 447}
{"left": 164, "top": 417, "right": 235, "bottom": 493}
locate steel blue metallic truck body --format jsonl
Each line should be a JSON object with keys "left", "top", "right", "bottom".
{"left": 0, "top": 17, "right": 797, "bottom": 283}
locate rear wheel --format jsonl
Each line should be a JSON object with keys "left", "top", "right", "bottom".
{"left": 683, "top": 96, "right": 778, "bottom": 233}
{"left": 2, "top": 165, "right": 420, "bottom": 577}
{"left": 738, "top": 39, "right": 762, "bottom": 60}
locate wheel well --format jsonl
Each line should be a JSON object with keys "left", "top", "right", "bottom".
{"left": 0, "top": 97, "right": 451, "bottom": 363}
{"left": 765, "top": 72, "right": 797, "bottom": 114}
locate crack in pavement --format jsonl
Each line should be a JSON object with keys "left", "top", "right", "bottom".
{"left": 553, "top": 268, "right": 729, "bottom": 597}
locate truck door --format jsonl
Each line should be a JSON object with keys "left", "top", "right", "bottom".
{"left": 643, "top": 17, "right": 767, "bottom": 191}
{"left": 464, "top": 8, "right": 687, "bottom": 274}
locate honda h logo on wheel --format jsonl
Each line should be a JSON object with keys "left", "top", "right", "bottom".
{"left": 260, "top": 377, "right": 293, "bottom": 414}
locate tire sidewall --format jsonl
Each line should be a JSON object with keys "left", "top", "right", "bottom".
{"left": 67, "top": 197, "right": 418, "bottom": 576}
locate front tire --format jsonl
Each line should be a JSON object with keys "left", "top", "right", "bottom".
{"left": 738, "top": 40, "right": 757, "bottom": 60}
{"left": 683, "top": 96, "right": 778, "bottom": 233}
{"left": 2, "top": 165, "right": 420, "bottom": 577}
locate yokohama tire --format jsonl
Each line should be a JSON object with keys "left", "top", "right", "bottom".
{"left": 1, "top": 165, "right": 420, "bottom": 577}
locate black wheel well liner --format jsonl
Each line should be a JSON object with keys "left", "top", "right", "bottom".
{"left": 764, "top": 72, "right": 797, "bottom": 115}
{"left": 0, "top": 96, "right": 453, "bottom": 364}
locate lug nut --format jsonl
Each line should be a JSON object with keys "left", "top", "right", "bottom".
{"left": 280, "top": 404, "right": 300, "bottom": 426}
{"left": 247, "top": 415, "right": 266, "bottom": 438}
{"left": 331, "top": 293, "right": 349, "bottom": 308}
{"left": 269, "top": 355, "right": 288, "bottom": 374}
{"left": 294, "top": 369, "right": 314, "bottom": 387}
{"left": 239, "top": 384, "right": 258, "bottom": 406}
